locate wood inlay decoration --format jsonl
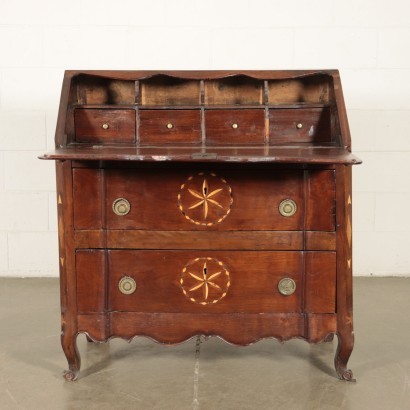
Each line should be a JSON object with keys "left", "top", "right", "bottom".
{"left": 40, "top": 70, "right": 361, "bottom": 382}
{"left": 178, "top": 172, "right": 233, "bottom": 226}
{"left": 180, "top": 257, "right": 230, "bottom": 305}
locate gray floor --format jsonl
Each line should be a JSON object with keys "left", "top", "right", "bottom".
{"left": 0, "top": 278, "right": 409, "bottom": 410}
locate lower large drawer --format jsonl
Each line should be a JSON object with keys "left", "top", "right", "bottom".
{"left": 76, "top": 250, "right": 336, "bottom": 315}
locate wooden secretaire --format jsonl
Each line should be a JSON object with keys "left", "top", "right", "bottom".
{"left": 40, "top": 70, "right": 361, "bottom": 381}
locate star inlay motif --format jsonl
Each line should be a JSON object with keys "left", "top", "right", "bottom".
{"left": 178, "top": 172, "right": 233, "bottom": 226}
{"left": 180, "top": 257, "right": 231, "bottom": 305}
{"left": 188, "top": 261, "right": 222, "bottom": 301}
{"left": 188, "top": 178, "right": 223, "bottom": 219}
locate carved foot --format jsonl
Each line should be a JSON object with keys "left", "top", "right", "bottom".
{"left": 324, "top": 333, "right": 334, "bottom": 343}
{"left": 63, "top": 368, "right": 79, "bottom": 382}
{"left": 335, "top": 365, "right": 355, "bottom": 382}
{"left": 334, "top": 333, "right": 355, "bottom": 382}
{"left": 61, "top": 332, "right": 81, "bottom": 381}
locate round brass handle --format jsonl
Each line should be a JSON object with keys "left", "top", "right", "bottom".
{"left": 102, "top": 123, "right": 109, "bottom": 130}
{"left": 232, "top": 123, "right": 238, "bottom": 129}
{"left": 278, "top": 278, "right": 296, "bottom": 296}
{"left": 279, "top": 199, "right": 297, "bottom": 217}
{"left": 112, "top": 198, "right": 131, "bottom": 216}
{"left": 296, "top": 123, "right": 303, "bottom": 129}
{"left": 119, "top": 276, "right": 136, "bottom": 295}
{"left": 167, "top": 123, "right": 174, "bottom": 129}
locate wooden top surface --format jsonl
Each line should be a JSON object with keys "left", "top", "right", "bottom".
{"left": 40, "top": 145, "right": 361, "bottom": 164}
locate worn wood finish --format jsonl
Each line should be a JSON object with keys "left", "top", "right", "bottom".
{"left": 74, "top": 109, "right": 135, "bottom": 143}
{"left": 269, "top": 108, "right": 331, "bottom": 144}
{"left": 205, "top": 109, "right": 265, "bottom": 145}
{"left": 41, "top": 70, "right": 360, "bottom": 381}
{"left": 139, "top": 110, "right": 201, "bottom": 145}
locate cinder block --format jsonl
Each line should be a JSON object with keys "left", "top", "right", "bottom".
{"left": 46, "top": 111, "right": 58, "bottom": 150}
{"left": 0, "top": 27, "right": 43, "bottom": 67}
{"left": 0, "top": 193, "right": 49, "bottom": 231}
{"left": 354, "top": 231, "right": 410, "bottom": 276}
{"left": 295, "top": 29, "right": 377, "bottom": 69}
{"left": 48, "top": 192, "right": 58, "bottom": 231}
{"left": 249, "top": 0, "right": 332, "bottom": 28}
{"left": 211, "top": 28, "right": 293, "bottom": 69}
{"left": 44, "top": 27, "right": 127, "bottom": 68}
{"left": 375, "top": 193, "right": 410, "bottom": 232}
{"left": 0, "top": 152, "right": 4, "bottom": 191}
{"left": 0, "top": 111, "right": 46, "bottom": 150}
{"left": 353, "top": 152, "right": 410, "bottom": 194}
{"left": 126, "top": 28, "right": 211, "bottom": 69}
{"left": 352, "top": 192, "right": 375, "bottom": 233}
{"left": 341, "top": 69, "right": 410, "bottom": 110}
{"left": 0, "top": 233, "right": 8, "bottom": 272}
{"left": 1, "top": 68, "right": 64, "bottom": 111}
{"left": 5, "top": 151, "right": 55, "bottom": 191}
{"left": 379, "top": 29, "right": 410, "bottom": 68}
{"left": 349, "top": 110, "right": 410, "bottom": 152}
{"left": 8, "top": 232, "right": 59, "bottom": 276}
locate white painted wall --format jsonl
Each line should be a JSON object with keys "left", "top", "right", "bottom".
{"left": 0, "top": 0, "right": 409, "bottom": 277}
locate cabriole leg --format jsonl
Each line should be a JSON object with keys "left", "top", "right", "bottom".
{"left": 334, "top": 332, "right": 355, "bottom": 382}
{"left": 61, "top": 331, "right": 81, "bottom": 381}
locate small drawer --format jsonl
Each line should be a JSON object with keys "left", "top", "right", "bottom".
{"left": 205, "top": 109, "right": 265, "bottom": 145}
{"left": 269, "top": 107, "right": 331, "bottom": 144}
{"left": 139, "top": 110, "right": 201, "bottom": 145}
{"left": 74, "top": 109, "right": 136, "bottom": 143}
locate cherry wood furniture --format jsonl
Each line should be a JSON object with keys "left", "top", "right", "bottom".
{"left": 40, "top": 70, "right": 361, "bottom": 381}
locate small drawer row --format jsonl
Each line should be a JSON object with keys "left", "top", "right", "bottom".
{"left": 74, "top": 107, "right": 331, "bottom": 145}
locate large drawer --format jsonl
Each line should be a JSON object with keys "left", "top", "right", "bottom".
{"left": 73, "top": 168, "right": 335, "bottom": 232}
{"left": 76, "top": 250, "right": 336, "bottom": 314}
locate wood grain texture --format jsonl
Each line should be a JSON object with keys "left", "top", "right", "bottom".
{"left": 73, "top": 169, "right": 103, "bottom": 230}
{"left": 76, "top": 250, "right": 106, "bottom": 313}
{"left": 305, "top": 252, "right": 336, "bottom": 313}
{"left": 75, "top": 109, "right": 135, "bottom": 143}
{"left": 40, "top": 146, "right": 362, "bottom": 164}
{"left": 269, "top": 108, "right": 331, "bottom": 144}
{"left": 106, "top": 250, "right": 303, "bottom": 314}
{"left": 306, "top": 170, "right": 336, "bottom": 231}
{"left": 205, "top": 109, "right": 265, "bottom": 145}
{"left": 45, "top": 70, "right": 360, "bottom": 381}
{"left": 105, "top": 168, "right": 304, "bottom": 231}
{"left": 139, "top": 110, "right": 201, "bottom": 145}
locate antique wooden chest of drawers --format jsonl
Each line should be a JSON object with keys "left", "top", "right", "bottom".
{"left": 40, "top": 70, "right": 361, "bottom": 381}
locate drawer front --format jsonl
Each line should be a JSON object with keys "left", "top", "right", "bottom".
{"left": 74, "top": 109, "right": 136, "bottom": 143}
{"left": 205, "top": 109, "right": 265, "bottom": 145}
{"left": 269, "top": 108, "right": 331, "bottom": 144}
{"left": 105, "top": 169, "right": 304, "bottom": 231}
{"left": 108, "top": 250, "right": 303, "bottom": 313}
{"left": 73, "top": 168, "right": 335, "bottom": 232}
{"left": 139, "top": 110, "right": 201, "bottom": 145}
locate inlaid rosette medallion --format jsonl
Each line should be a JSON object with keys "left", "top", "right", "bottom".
{"left": 180, "top": 257, "right": 231, "bottom": 305}
{"left": 177, "top": 172, "right": 233, "bottom": 226}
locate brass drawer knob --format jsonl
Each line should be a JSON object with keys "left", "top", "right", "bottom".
{"left": 278, "top": 278, "right": 296, "bottom": 296}
{"left": 231, "top": 123, "right": 238, "bottom": 129}
{"left": 102, "top": 123, "right": 109, "bottom": 130}
{"left": 112, "top": 198, "right": 131, "bottom": 216}
{"left": 119, "top": 276, "right": 136, "bottom": 295}
{"left": 296, "top": 123, "right": 303, "bottom": 129}
{"left": 166, "top": 123, "right": 174, "bottom": 129}
{"left": 279, "top": 199, "right": 297, "bottom": 217}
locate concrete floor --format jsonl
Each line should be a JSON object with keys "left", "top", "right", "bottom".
{"left": 0, "top": 278, "right": 409, "bottom": 410}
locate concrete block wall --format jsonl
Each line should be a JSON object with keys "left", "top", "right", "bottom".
{"left": 0, "top": 0, "right": 409, "bottom": 276}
